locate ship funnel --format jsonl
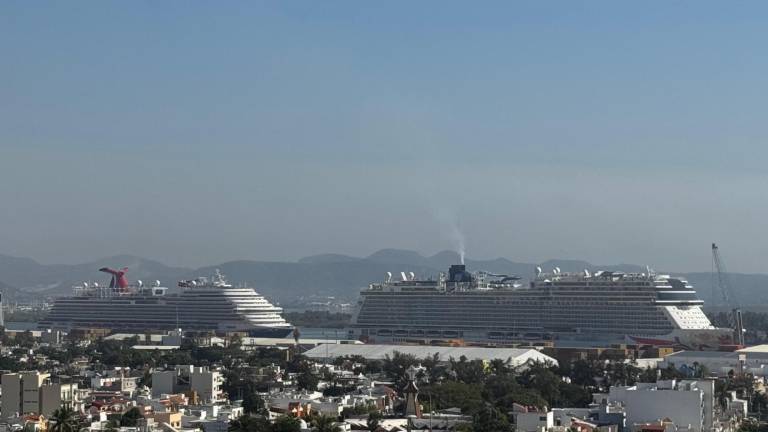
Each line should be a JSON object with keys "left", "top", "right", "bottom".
{"left": 448, "top": 264, "right": 471, "bottom": 283}
{"left": 99, "top": 267, "right": 129, "bottom": 289}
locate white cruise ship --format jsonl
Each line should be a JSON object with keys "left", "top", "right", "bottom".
{"left": 40, "top": 268, "right": 293, "bottom": 337}
{"left": 351, "top": 264, "right": 733, "bottom": 349}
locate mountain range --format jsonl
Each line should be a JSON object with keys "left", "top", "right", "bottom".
{"left": 0, "top": 250, "right": 766, "bottom": 308}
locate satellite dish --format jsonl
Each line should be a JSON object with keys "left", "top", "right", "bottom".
{"left": 584, "top": 269, "right": 591, "bottom": 278}
{"left": 536, "top": 266, "right": 542, "bottom": 276}
{"left": 555, "top": 267, "right": 561, "bottom": 274}
{"left": 409, "top": 272, "right": 415, "bottom": 280}
{"left": 154, "top": 280, "right": 161, "bottom": 287}
{"left": 137, "top": 280, "right": 143, "bottom": 288}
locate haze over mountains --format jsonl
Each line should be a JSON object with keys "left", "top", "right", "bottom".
{"left": 0, "top": 250, "right": 766, "bottom": 307}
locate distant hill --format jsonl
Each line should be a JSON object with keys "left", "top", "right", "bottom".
{"left": 0, "top": 254, "right": 190, "bottom": 299}
{"left": 0, "top": 280, "right": 20, "bottom": 301}
{"left": 1, "top": 249, "right": 767, "bottom": 306}
{"left": 192, "top": 259, "right": 438, "bottom": 303}
{"left": 298, "top": 254, "right": 361, "bottom": 264}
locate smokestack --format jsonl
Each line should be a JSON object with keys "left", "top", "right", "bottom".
{"left": 449, "top": 264, "right": 469, "bottom": 283}
{"left": 99, "top": 267, "right": 129, "bottom": 289}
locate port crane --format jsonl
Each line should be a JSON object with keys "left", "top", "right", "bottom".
{"left": 711, "top": 243, "right": 745, "bottom": 346}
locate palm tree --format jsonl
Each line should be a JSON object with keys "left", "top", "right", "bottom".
{"left": 489, "top": 358, "right": 511, "bottom": 376}
{"left": 120, "top": 407, "right": 143, "bottom": 427}
{"left": 366, "top": 412, "right": 382, "bottom": 432}
{"left": 228, "top": 414, "right": 271, "bottom": 432}
{"left": 104, "top": 419, "right": 119, "bottom": 432}
{"left": 49, "top": 406, "right": 80, "bottom": 432}
{"left": 312, "top": 415, "right": 342, "bottom": 432}
{"left": 228, "top": 415, "right": 255, "bottom": 432}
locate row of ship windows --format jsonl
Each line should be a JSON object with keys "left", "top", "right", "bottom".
{"left": 357, "top": 313, "right": 667, "bottom": 320}
{"left": 357, "top": 314, "right": 669, "bottom": 321}
{"left": 357, "top": 308, "right": 665, "bottom": 315}
{"left": 356, "top": 317, "right": 673, "bottom": 326}
{"left": 360, "top": 301, "right": 657, "bottom": 308}
{"left": 376, "top": 291, "right": 665, "bottom": 296}
{"left": 56, "top": 299, "right": 279, "bottom": 309}
{"left": 358, "top": 310, "right": 664, "bottom": 319}
{"left": 47, "top": 314, "right": 285, "bottom": 321}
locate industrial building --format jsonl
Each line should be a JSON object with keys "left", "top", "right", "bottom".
{"left": 661, "top": 345, "right": 768, "bottom": 377}
{"left": 303, "top": 344, "right": 557, "bottom": 366}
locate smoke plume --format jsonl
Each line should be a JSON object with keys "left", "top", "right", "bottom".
{"left": 433, "top": 207, "right": 466, "bottom": 264}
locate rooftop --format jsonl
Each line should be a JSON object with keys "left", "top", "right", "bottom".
{"left": 303, "top": 344, "right": 557, "bottom": 365}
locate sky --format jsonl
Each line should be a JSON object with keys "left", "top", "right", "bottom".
{"left": 2, "top": 2, "right": 768, "bottom": 272}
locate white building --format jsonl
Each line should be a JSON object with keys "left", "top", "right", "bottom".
{"left": 1, "top": 372, "right": 79, "bottom": 418}
{"left": 40, "top": 382, "right": 79, "bottom": 416}
{"left": 513, "top": 407, "right": 554, "bottom": 432}
{"left": 151, "top": 365, "right": 223, "bottom": 404}
{"left": 607, "top": 380, "right": 714, "bottom": 432}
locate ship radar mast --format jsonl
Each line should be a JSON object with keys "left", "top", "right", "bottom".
{"left": 212, "top": 269, "right": 231, "bottom": 287}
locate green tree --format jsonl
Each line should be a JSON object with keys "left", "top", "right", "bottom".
{"left": 296, "top": 370, "right": 320, "bottom": 392}
{"left": 271, "top": 415, "right": 301, "bottom": 432}
{"left": 383, "top": 351, "right": 420, "bottom": 387}
{"left": 366, "top": 412, "right": 382, "bottom": 432}
{"left": 752, "top": 392, "right": 768, "bottom": 419}
{"left": 49, "top": 406, "right": 80, "bottom": 432}
{"left": 229, "top": 334, "right": 244, "bottom": 350}
{"left": 482, "top": 375, "right": 546, "bottom": 412}
{"left": 568, "top": 360, "right": 600, "bottom": 387}
{"left": 449, "top": 356, "right": 486, "bottom": 384}
{"left": 15, "top": 330, "right": 35, "bottom": 348}
{"left": 227, "top": 414, "right": 271, "bottom": 432}
{"left": 312, "top": 415, "right": 342, "bottom": 432}
{"left": 470, "top": 405, "right": 513, "bottom": 432}
{"left": 427, "top": 381, "right": 486, "bottom": 414}
{"left": 488, "top": 358, "right": 512, "bottom": 376}
{"left": 120, "top": 407, "right": 143, "bottom": 427}
{"left": 104, "top": 419, "right": 119, "bottom": 432}
{"left": 242, "top": 385, "right": 267, "bottom": 415}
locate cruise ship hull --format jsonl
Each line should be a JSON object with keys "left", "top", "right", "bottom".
{"left": 351, "top": 265, "right": 731, "bottom": 349}
{"left": 40, "top": 276, "right": 293, "bottom": 335}
{"left": 352, "top": 327, "right": 732, "bottom": 349}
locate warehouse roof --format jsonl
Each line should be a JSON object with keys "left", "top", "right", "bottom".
{"left": 737, "top": 344, "right": 768, "bottom": 354}
{"left": 303, "top": 344, "right": 557, "bottom": 366}
{"left": 665, "top": 350, "right": 740, "bottom": 359}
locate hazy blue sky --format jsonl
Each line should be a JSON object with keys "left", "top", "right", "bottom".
{"left": 3, "top": 2, "right": 768, "bottom": 272}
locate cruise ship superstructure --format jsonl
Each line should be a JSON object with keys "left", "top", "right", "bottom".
{"left": 40, "top": 267, "right": 293, "bottom": 337}
{"left": 351, "top": 264, "right": 732, "bottom": 349}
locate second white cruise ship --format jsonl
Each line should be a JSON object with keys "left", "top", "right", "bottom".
{"left": 40, "top": 267, "right": 293, "bottom": 337}
{"left": 351, "top": 264, "right": 733, "bottom": 349}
